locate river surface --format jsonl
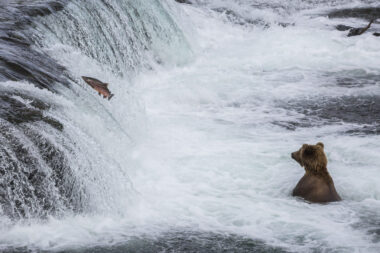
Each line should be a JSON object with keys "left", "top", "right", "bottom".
{"left": 0, "top": 0, "right": 379, "bottom": 252}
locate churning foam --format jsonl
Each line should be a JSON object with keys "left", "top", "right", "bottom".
{"left": 1, "top": 0, "right": 380, "bottom": 252}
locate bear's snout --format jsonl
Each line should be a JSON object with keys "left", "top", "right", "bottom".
{"left": 291, "top": 151, "right": 302, "bottom": 166}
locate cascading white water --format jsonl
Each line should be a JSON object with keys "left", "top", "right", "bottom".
{"left": 34, "top": 0, "right": 193, "bottom": 74}
{"left": 0, "top": 0, "right": 194, "bottom": 246}
{"left": 30, "top": 0, "right": 194, "bottom": 215}
{"left": 1, "top": 0, "right": 380, "bottom": 252}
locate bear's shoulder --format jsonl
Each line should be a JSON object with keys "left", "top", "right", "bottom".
{"left": 293, "top": 173, "right": 341, "bottom": 203}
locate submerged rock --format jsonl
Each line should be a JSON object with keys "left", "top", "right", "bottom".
{"left": 174, "top": 0, "right": 192, "bottom": 4}
{"left": 347, "top": 20, "right": 374, "bottom": 37}
{"left": 336, "top": 24, "right": 352, "bottom": 31}
{"left": 336, "top": 21, "right": 379, "bottom": 37}
{"left": 328, "top": 7, "right": 380, "bottom": 20}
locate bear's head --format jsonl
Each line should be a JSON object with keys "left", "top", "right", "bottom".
{"left": 291, "top": 142, "right": 327, "bottom": 174}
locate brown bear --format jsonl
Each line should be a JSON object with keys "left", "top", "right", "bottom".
{"left": 291, "top": 142, "right": 341, "bottom": 203}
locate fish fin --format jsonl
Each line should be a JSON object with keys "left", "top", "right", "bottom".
{"left": 108, "top": 94, "right": 114, "bottom": 100}
{"left": 104, "top": 83, "right": 109, "bottom": 87}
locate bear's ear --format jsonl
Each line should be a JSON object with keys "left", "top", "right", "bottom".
{"left": 303, "top": 145, "right": 316, "bottom": 156}
{"left": 316, "top": 142, "right": 324, "bottom": 149}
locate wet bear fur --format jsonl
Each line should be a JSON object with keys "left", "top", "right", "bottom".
{"left": 291, "top": 142, "right": 341, "bottom": 203}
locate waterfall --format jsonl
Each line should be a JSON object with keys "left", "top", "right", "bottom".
{"left": 1, "top": 0, "right": 380, "bottom": 252}
{"left": 0, "top": 0, "right": 192, "bottom": 221}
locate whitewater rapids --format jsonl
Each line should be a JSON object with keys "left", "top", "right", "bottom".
{"left": 0, "top": 0, "right": 380, "bottom": 252}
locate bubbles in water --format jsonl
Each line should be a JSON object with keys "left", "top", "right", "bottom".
{"left": 1, "top": 0, "right": 380, "bottom": 252}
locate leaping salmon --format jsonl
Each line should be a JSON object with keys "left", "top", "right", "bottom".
{"left": 81, "top": 76, "right": 114, "bottom": 100}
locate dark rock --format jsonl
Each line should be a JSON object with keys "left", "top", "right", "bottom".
{"left": 336, "top": 24, "right": 352, "bottom": 31}
{"left": 20, "top": 1, "right": 66, "bottom": 17}
{"left": 0, "top": 0, "right": 69, "bottom": 91}
{"left": 347, "top": 20, "right": 374, "bottom": 37}
{"left": 174, "top": 0, "right": 192, "bottom": 4}
{"left": 328, "top": 7, "right": 380, "bottom": 21}
{"left": 277, "top": 22, "right": 295, "bottom": 28}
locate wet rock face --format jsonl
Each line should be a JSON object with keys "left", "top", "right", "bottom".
{"left": 0, "top": 0, "right": 68, "bottom": 91}
{"left": 0, "top": 94, "right": 63, "bottom": 131}
{"left": 18, "top": 1, "right": 66, "bottom": 17}
{"left": 0, "top": 1, "right": 84, "bottom": 220}
{"left": 0, "top": 92, "right": 84, "bottom": 219}
{"left": 0, "top": 123, "right": 69, "bottom": 219}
